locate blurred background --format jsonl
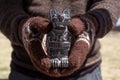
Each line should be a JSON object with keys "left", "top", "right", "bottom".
{"left": 0, "top": 17, "right": 120, "bottom": 80}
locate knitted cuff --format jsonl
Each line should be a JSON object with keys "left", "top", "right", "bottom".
{"left": 88, "top": 9, "right": 113, "bottom": 38}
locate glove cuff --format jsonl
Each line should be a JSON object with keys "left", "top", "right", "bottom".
{"left": 88, "top": 9, "right": 113, "bottom": 38}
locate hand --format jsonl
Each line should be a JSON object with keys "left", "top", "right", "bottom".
{"left": 57, "top": 15, "right": 97, "bottom": 77}
{"left": 60, "top": 32, "right": 91, "bottom": 76}
{"left": 18, "top": 16, "right": 52, "bottom": 73}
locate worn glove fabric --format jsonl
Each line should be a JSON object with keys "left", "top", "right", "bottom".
{"left": 18, "top": 15, "right": 98, "bottom": 77}
{"left": 18, "top": 16, "right": 52, "bottom": 74}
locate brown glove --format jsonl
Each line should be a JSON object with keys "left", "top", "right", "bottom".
{"left": 56, "top": 14, "right": 98, "bottom": 77}
{"left": 18, "top": 16, "right": 52, "bottom": 73}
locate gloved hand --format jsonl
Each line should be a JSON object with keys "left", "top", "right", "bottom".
{"left": 52, "top": 14, "right": 97, "bottom": 77}
{"left": 18, "top": 16, "right": 52, "bottom": 73}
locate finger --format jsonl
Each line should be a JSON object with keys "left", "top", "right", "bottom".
{"left": 67, "top": 22, "right": 78, "bottom": 36}
{"left": 69, "top": 32, "right": 90, "bottom": 69}
{"left": 67, "top": 18, "right": 85, "bottom": 36}
{"left": 41, "top": 58, "right": 51, "bottom": 69}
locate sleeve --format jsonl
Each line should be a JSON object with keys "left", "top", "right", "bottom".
{"left": 0, "top": 0, "right": 29, "bottom": 46}
{"left": 87, "top": 0, "right": 120, "bottom": 38}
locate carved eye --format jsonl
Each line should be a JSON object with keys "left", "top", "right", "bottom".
{"left": 52, "top": 18, "right": 58, "bottom": 22}
{"left": 66, "top": 14, "right": 70, "bottom": 18}
{"left": 52, "top": 15, "right": 59, "bottom": 22}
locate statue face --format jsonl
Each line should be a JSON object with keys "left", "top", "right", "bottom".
{"left": 49, "top": 8, "right": 71, "bottom": 33}
{"left": 50, "top": 8, "right": 71, "bottom": 23}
